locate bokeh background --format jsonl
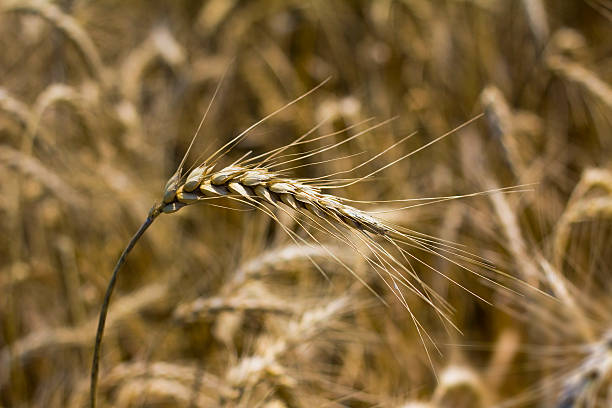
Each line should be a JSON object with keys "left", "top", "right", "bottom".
{"left": 1, "top": 0, "right": 611, "bottom": 407}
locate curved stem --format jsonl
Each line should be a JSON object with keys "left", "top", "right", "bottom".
{"left": 89, "top": 214, "right": 157, "bottom": 408}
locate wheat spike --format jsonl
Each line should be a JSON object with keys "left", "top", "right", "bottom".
{"left": 156, "top": 165, "right": 392, "bottom": 236}
{"left": 89, "top": 74, "right": 492, "bottom": 407}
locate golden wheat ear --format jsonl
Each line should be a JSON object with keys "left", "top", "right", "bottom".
{"left": 88, "top": 76, "right": 328, "bottom": 408}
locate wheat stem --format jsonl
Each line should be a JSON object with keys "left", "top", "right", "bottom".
{"left": 89, "top": 212, "right": 158, "bottom": 408}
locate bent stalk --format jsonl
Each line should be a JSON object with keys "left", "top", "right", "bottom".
{"left": 89, "top": 207, "right": 160, "bottom": 408}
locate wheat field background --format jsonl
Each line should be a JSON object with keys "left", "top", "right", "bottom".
{"left": 1, "top": 0, "right": 611, "bottom": 407}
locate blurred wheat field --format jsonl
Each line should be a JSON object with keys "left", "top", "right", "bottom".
{"left": 1, "top": 0, "right": 611, "bottom": 407}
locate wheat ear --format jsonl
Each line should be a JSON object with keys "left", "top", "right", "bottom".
{"left": 88, "top": 76, "right": 322, "bottom": 407}
{"left": 89, "top": 75, "right": 489, "bottom": 406}
{"left": 160, "top": 165, "right": 394, "bottom": 233}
